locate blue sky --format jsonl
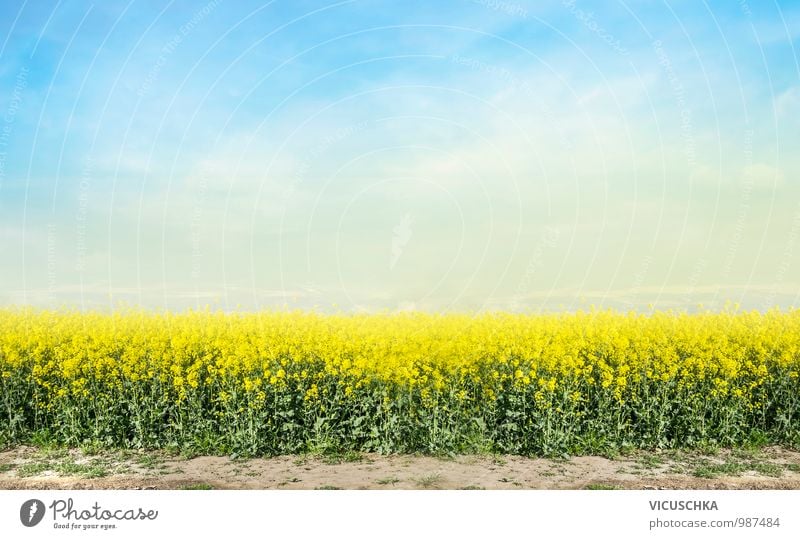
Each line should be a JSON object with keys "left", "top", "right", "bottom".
{"left": 0, "top": 0, "right": 798, "bottom": 311}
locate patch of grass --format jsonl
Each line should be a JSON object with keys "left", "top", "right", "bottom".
{"left": 585, "top": 483, "right": 620, "bottom": 490}
{"left": 664, "top": 449, "right": 691, "bottom": 464}
{"left": 104, "top": 449, "right": 134, "bottom": 465}
{"left": 40, "top": 447, "right": 69, "bottom": 459}
{"left": 639, "top": 454, "right": 666, "bottom": 469}
{"left": 751, "top": 462, "right": 783, "bottom": 478}
{"left": 55, "top": 461, "right": 108, "bottom": 478}
{"left": 731, "top": 447, "right": 760, "bottom": 460}
{"left": 0, "top": 463, "right": 15, "bottom": 473}
{"left": 320, "top": 451, "right": 362, "bottom": 465}
{"left": 597, "top": 449, "right": 621, "bottom": 460}
{"left": 376, "top": 476, "right": 400, "bottom": 485}
{"left": 17, "top": 462, "right": 51, "bottom": 477}
{"left": 136, "top": 453, "right": 175, "bottom": 474}
{"left": 696, "top": 444, "right": 721, "bottom": 456}
{"left": 415, "top": 473, "right": 442, "bottom": 489}
{"left": 79, "top": 442, "right": 106, "bottom": 457}
{"left": 315, "top": 485, "right": 341, "bottom": 490}
{"left": 181, "top": 483, "right": 214, "bottom": 490}
{"left": 615, "top": 446, "right": 637, "bottom": 459}
{"left": 785, "top": 463, "right": 800, "bottom": 473}
{"left": 460, "top": 485, "right": 485, "bottom": 490}
{"left": 135, "top": 454, "right": 161, "bottom": 469}
{"left": 53, "top": 461, "right": 79, "bottom": 475}
{"left": 80, "top": 465, "right": 109, "bottom": 479}
{"left": 53, "top": 459, "right": 91, "bottom": 475}
{"left": 177, "top": 449, "right": 197, "bottom": 460}
{"left": 693, "top": 462, "right": 747, "bottom": 479}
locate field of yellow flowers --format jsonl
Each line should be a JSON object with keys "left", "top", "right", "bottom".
{"left": 1, "top": 308, "right": 799, "bottom": 456}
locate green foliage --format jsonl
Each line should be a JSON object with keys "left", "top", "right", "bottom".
{"left": 2, "top": 309, "right": 800, "bottom": 456}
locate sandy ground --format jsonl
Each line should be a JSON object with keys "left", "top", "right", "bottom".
{"left": 1, "top": 446, "right": 800, "bottom": 490}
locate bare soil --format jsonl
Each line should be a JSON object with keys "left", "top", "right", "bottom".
{"left": 1, "top": 446, "right": 799, "bottom": 490}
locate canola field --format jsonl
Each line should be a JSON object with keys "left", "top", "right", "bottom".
{"left": 1, "top": 308, "right": 799, "bottom": 456}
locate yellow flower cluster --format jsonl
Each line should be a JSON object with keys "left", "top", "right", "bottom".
{"left": 1, "top": 307, "right": 798, "bottom": 455}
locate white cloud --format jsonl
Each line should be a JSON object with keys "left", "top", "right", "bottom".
{"left": 774, "top": 86, "right": 800, "bottom": 117}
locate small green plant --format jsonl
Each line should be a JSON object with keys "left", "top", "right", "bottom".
{"left": 136, "top": 454, "right": 158, "bottom": 468}
{"left": 376, "top": 476, "right": 400, "bottom": 485}
{"left": 40, "top": 447, "right": 69, "bottom": 459}
{"left": 79, "top": 442, "right": 105, "bottom": 457}
{"left": 585, "top": 483, "right": 620, "bottom": 490}
{"left": 55, "top": 461, "right": 108, "bottom": 478}
{"left": 639, "top": 454, "right": 665, "bottom": 468}
{"left": 693, "top": 462, "right": 746, "bottom": 479}
{"left": 751, "top": 462, "right": 783, "bottom": 477}
{"left": 17, "top": 462, "right": 51, "bottom": 477}
{"left": 415, "top": 473, "right": 442, "bottom": 489}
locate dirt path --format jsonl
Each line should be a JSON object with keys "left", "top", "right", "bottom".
{"left": 2, "top": 446, "right": 800, "bottom": 490}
